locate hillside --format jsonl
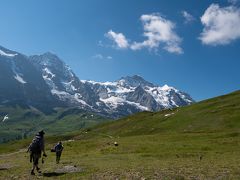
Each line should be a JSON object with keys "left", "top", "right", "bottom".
{"left": 0, "top": 106, "right": 108, "bottom": 143}
{"left": 91, "top": 90, "right": 240, "bottom": 136}
{"left": 0, "top": 90, "right": 240, "bottom": 179}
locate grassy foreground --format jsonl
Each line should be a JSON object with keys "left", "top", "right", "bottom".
{"left": 0, "top": 132, "right": 240, "bottom": 179}
{"left": 0, "top": 90, "right": 240, "bottom": 179}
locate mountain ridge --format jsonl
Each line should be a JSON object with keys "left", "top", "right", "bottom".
{"left": 0, "top": 45, "right": 195, "bottom": 118}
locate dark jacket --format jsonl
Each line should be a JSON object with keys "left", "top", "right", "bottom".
{"left": 54, "top": 143, "right": 64, "bottom": 153}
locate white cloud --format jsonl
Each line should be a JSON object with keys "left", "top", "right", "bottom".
{"left": 130, "top": 14, "right": 183, "bottom": 54}
{"left": 105, "top": 14, "right": 183, "bottom": 54}
{"left": 105, "top": 30, "right": 129, "bottom": 49}
{"left": 92, "top": 54, "right": 113, "bottom": 60}
{"left": 199, "top": 4, "right": 240, "bottom": 45}
{"left": 181, "top": 11, "right": 195, "bottom": 23}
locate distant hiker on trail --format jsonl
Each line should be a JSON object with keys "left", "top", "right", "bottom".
{"left": 54, "top": 141, "right": 64, "bottom": 164}
{"left": 27, "top": 130, "right": 47, "bottom": 175}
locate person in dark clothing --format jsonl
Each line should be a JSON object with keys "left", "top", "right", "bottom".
{"left": 28, "top": 130, "right": 47, "bottom": 175}
{"left": 54, "top": 141, "right": 64, "bottom": 164}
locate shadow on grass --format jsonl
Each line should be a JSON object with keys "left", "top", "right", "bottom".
{"left": 43, "top": 172, "right": 66, "bottom": 177}
{"left": 0, "top": 168, "right": 8, "bottom": 170}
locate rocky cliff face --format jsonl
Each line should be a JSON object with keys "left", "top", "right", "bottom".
{"left": 0, "top": 46, "right": 59, "bottom": 113}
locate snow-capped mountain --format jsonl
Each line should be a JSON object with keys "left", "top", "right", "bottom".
{"left": 29, "top": 53, "right": 99, "bottom": 109}
{"left": 0, "top": 46, "right": 59, "bottom": 113}
{"left": 81, "top": 75, "right": 194, "bottom": 117}
{"left": 0, "top": 45, "right": 194, "bottom": 118}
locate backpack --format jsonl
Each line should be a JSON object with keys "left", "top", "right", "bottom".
{"left": 29, "top": 135, "right": 43, "bottom": 153}
{"left": 55, "top": 144, "right": 63, "bottom": 152}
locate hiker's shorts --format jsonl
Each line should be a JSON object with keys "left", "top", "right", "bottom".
{"left": 32, "top": 153, "right": 41, "bottom": 165}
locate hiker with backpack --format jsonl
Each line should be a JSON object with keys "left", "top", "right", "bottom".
{"left": 28, "top": 130, "right": 47, "bottom": 175}
{"left": 54, "top": 141, "right": 64, "bottom": 164}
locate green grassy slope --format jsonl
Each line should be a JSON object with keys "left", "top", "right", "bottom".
{"left": 0, "top": 106, "right": 109, "bottom": 143}
{"left": 91, "top": 90, "right": 240, "bottom": 136}
{"left": 0, "top": 91, "right": 240, "bottom": 179}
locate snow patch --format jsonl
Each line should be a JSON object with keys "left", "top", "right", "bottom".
{"left": 82, "top": 80, "right": 117, "bottom": 86}
{"left": 170, "top": 97, "right": 179, "bottom": 107}
{"left": 100, "top": 96, "right": 124, "bottom": 108}
{"left": 160, "top": 84, "right": 175, "bottom": 91}
{"left": 62, "top": 80, "right": 78, "bottom": 92}
{"left": 100, "top": 96, "right": 148, "bottom": 110}
{"left": 146, "top": 87, "right": 171, "bottom": 108}
{"left": 0, "top": 49, "right": 17, "bottom": 57}
{"left": 51, "top": 89, "right": 91, "bottom": 107}
{"left": 2, "top": 114, "right": 9, "bottom": 122}
{"left": 179, "top": 93, "right": 192, "bottom": 103}
{"left": 10, "top": 60, "right": 27, "bottom": 84}
{"left": 43, "top": 68, "right": 55, "bottom": 80}
{"left": 51, "top": 89, "right": 69, "bottom": 96}
{"left": 74, "top": 93, "right": 89, "bottom": 106}
{"left": 164, "top": 112, "right": 174, "bottom": 117}
{"left": 14, "top": 74, "right": 27, "bottom": 84}
{"left": 125, "top": 101, "right": 149, "bottom": 111}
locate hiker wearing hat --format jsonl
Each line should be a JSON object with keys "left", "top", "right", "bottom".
{"left": 54, "top": 141, "right": 64, "bottom": 164}
{"left": 28, "top": 130, "right": 47, "bottom": 175}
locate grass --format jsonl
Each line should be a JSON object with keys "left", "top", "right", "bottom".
{"left": 1, "top": 132, "right": 240, "bottom": 179}
{"left": 91, "top": 90, "right": 240, "bottom": 136}
{"left": 0, "top": 90, "right": 240, "bottom": 179}
{"left": 0, "top": 106, "right": 109, "bottom": 143}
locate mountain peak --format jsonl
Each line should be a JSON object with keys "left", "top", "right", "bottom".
{"left": 41, "top": 52, "right": 62, "bottom": 62}
{"left": 30, "top": 52, "right": 64, "bottom": 67}
{"left": 117, "top": 75, "right": 154, "bottom": 87}
{"left": 42, "top": 51, "right": 58, "bottom": 58}
{"left": 130, "top": 75, "right": 146, "bottom": 82}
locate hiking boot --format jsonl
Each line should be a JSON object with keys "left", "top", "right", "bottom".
{"left": 36, "top": 167, "right": 41, "bottom": 173}
{"left": 31, "top": 170, "right": 35, "bottom": 175}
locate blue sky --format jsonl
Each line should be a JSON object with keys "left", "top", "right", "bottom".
{"left": 0, "top": 0, "right": 239, "bottom": 101}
